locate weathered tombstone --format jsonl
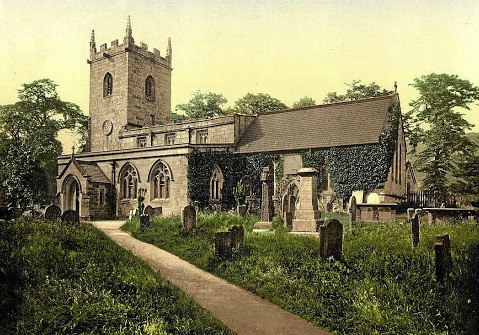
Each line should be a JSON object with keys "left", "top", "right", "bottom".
{"left": 229, "top": 225, "right": 244, "bottom": 248}
{"left": 435, "top": 234, "right": 452, "bottom": 284}
{"left": 182, "top": 205, "right": 197, "bottom": 232}
{"left": 153, "top": 207, "right": 163, "bottom": 217}
{"left": 407, "top": 208, "right": 415, "bottom": 220}
{"left": 144, "top": 205, "right": 154, "bottom": 216}
{"left": 237, "top": 204, "right": 247, "bottom": 218}
{"left": 128, "top": 209, "right": 134, "bottom": 221}
{"left": 45, "top": 204, "right": 62, "bottom": 221}
{"left": 293, "top": 168, "right": 322, "bottom": 232}
{"left": 411, "top": 213, "right": 420, "bottom": 248}
{"left": 260, "top": 167, "right": 271, "bottom": 222}
{"left": 319, "top": 219, "right": 343, "bottom": 261}
{"left": 349, "top": 196, "right": 357, "bottom": 229}
{"left": 140, "top": 214, "right": 150, "bottom": 231}
{"left": 61, "top": 210, "right": 80, "bottom": 226}
{"left": 215, "top": 231, "right": 232, "bottom": 258}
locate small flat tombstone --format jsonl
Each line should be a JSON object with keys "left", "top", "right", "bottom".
{"left": 144, "top": 205, "right": 154, "bottom": 216}
{"left": 319, "top": 219, "right": 343, "bottom": 261}
{"left": 140, "top": 214, "right": 150, "bottom": 231}
{"left": 61, "top": 210, "right": 80, "bottom": 226}
{"left": 45, "top": 204, "right": 62, "bottom": 221}
{"left": 182, "top": 205, "right": 197, "bottom": 232}
{"left": 215, "top": 231, "right": 232, "bottom": 258}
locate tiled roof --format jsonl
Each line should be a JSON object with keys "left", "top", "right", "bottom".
{"left": 77, "top": 161, "right": 110, "bottom": 184}
{"left": 235, "top": 94, "right": 398, "bottom": 154}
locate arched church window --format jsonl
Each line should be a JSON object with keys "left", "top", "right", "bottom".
{"left": 210, "top": 165, "right": 223, "bottom": 201}
{"left": 103, "top": 72, "right": 113, "bottom": 97}
{"left": 120, "top": 164, "right": 138, "bottom": 199}
{"left": 145, "top": 75, "right": 155, "bottom": 100}
{"left": 151, "top": 161, "right": 171, "bottom": 199}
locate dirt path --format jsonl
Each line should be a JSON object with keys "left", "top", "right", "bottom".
{"left": 91, "top": 220, "right": 333, "bottom": 335}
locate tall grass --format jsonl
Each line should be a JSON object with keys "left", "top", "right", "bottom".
{"left": 124, "top": 212, "right": 479, "bottom": 335}
{"left": 0, "top": 218, "right": 232, "bottom": 335}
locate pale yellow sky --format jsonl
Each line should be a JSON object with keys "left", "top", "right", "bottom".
{"left": 1, "top": 1, "right": 478, "bottom": 153}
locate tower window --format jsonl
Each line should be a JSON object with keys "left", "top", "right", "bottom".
{"left": 145, "top": 75, "right": 155, "bottom": 100}
{"left": 103, "top": 73, "right": 113, "bottom": 97}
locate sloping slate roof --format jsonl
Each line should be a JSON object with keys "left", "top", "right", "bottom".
{"left": 77, "top": 161, "right": 110, "bottom": 184}
{"left": 235, "top": 94, "right": 398, "bottom": 154}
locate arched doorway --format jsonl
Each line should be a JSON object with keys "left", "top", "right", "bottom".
{"left": 64, "top": 176, "right": 81, "bottom": 212}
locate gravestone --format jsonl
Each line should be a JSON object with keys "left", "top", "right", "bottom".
{"left": 45, "top": 204, "right": 62, "bottom": 221}
{"left": 349, "top": 196, "right": 357, "bottom": 229}
{"left": 143, "top": 205, "right": 154, "bottom": 216}
{"left": 292, "top": 168, "right": 322, "bottom": 232}
{"left": 229, "top": 225, "right": 244, "bottom": 248}
{"left": 61, "top": 210, "right": 80, "bottom": 225}
{"left": 435, "top": 234, "right": 452, "bottom": 284}
{"left": 411, "top": 213, "right": 420, "bottom": 248}
{"left": 153, "top": 207, "right": 163, "bottom": 217}
{"left": 237, "top": 204, "right": 247, "bottom": 218}
{"left": 407, "top": 208, "right": 415, "bottom": 220}
{"left": 128, "top": 209, "right": 134, "bottom": 221}
{"left": 215, "top": 231, "right": 232, "bottom": 258}
{"left": 260, "top": 167, "right": 271, "bottom": 222}
{"left": 140, "top": 214, "right": 150, "bottom": 231}
{"left": 319, "top": 219, "right": 343, "bottom": 261}
{"left": 182, "top": 205, "right": 197, "bottom": 232}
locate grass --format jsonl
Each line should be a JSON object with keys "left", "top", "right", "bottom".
{"left": 123, "top": 212, "right": 479, "bottom": 335}
{"left": 0, "top": 218, "right": 233, "bottom": 335}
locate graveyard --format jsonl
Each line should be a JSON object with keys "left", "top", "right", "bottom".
{"left": 122, "top": 210, "right": 479, "bottom": 335}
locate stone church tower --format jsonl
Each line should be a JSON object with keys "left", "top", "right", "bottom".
{"left": 87, "top": 17, "right": 172, "bottom": 152}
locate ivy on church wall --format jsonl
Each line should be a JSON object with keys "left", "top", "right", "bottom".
{"left": 301, "top": 101, "right": 401, "bottom": 198}
{"left": 187, "top": 150, "right": 278, "bottom": 208}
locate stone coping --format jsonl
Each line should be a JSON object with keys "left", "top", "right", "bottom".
{"left": 356, "top": 203, "right": 398, "bottom": 207}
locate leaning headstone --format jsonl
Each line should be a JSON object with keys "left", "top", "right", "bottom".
{"left": 435, "top": 234, "right": 452, "bottom": 284}
{"left": 349, "top": 196, "right": 357, "bottom": 229}
{"left": 229, "top": 225, "right": 244, "bottom": 248}
{"left": 182, "top": 205, "right": 197, "bottom": 232}
{"left": 215, "top": 232, "right": 232, "bottom": 258}
{"left": 411, "top": 213, "right": 420, "bottom": 248}
{"left": 144, "top": 205, "right": 154, "bottom": 216}
{"left": 140, "top": 214, "right": 150, "bottom": 231}
{"left": 61, "top": 210, "right": 80, "bottom": 226}
{"left": 319, "top": 219, "right": 343, "bottom": 261}
{"left": 45, "top": 204, "right": 62, "bottom": 221}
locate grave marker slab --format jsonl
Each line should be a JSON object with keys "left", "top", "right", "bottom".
{"left": 349, "top": 196, "right": 357, "bottom": 229}
{"left": 61, "top": 210, "right": 80, "bottom": 226}
{"left": 319, "top": 219, "right": 343, "bottom": 261}
{"left": 215, "top": 231, "right": 232, "bottom": 258}
{"left": 411, "top": 213, "right": 420, "bottom": 248}
{"left": 182, "top": 205, "right": 197, "bottom": 232}
{"left": 140, "top": 214, "right": 150, "bottom": 231}
{"left": 144, "top": 205, "right": 154, "bottom": 216}
{"left": 435, "top": 234, "right": 452, "bottom": 284}
{"left": 45, "top": 204, "right": 62, "bottom": 221}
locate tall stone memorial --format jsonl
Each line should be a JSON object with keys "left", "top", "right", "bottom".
{"left": 292, "top": 168, "right": 322, "bottom": 232}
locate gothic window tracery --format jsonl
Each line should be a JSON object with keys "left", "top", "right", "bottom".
{"left": 103, "top": 72, "right": 113, "bottom": 97}
{"left": 210, "top": 165, "right": 223, "bottom": 201}
{"left": 120, "top": 164, "right": 138, "bottom": 199}
{"left": 151, "top": 161, "right": 171, "bottom": 199}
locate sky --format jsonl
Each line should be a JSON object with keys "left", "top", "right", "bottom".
{"left": 1, "top": 1, "right": 479, "bottom": 153}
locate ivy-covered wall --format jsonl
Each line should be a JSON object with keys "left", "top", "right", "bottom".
{"left": 301, "top": 101, "right": 401, "bottom": 198}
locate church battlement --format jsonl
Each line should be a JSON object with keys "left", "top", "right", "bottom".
{"left": 89, "top": 16, "right": 172, "bottom": 68}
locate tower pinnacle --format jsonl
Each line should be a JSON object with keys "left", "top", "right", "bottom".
{"left": 90, "top": 30, "right": 96, "bottom": 55}
{"left": 124, "top": 16, "right": 134, "bottom": 45}
{"left": 166, "top": 37, "right": 172, "bottom": 67}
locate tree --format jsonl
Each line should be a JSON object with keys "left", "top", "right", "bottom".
{"left": 0, "top": 79, "right": 87, "bottom": 206}
{"left": 170, "top": 112, "right": 189, "bottom": 123}
{"left": 233, "top": 93, "right": 287, "bottom": 115}
{"left": 175, "top": 90, "right": 228, "bottom": 119}
{"left": 405, "top": 73, "right": 479, "bottom": 201}
{"left": 293, "top": 96, "right": 316, "bottom": 108}
{"left": 323, "top": 80, "right": 393, "bottom": 103}
{"left": 451, "top": 154, "right": 479, "bottom": 199}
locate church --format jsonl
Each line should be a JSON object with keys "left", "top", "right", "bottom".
{"left": 56, "top": 19, "right": 415, "bottom": 221}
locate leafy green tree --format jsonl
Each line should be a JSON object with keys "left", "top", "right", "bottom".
{"left": 293, "top": 96, "right": 316, "bottom": 108}
{"left": 170, "top": 112, "right": 189, "bottom": 123}
{"left": 323, "top": 80, "right": 393, "bottom": 103}
{"left": 405, "top": 73, "right": 479, "bottom": 200}
{"left": 233, "top": 93, "right": 287, "bottom": 114}
{"left": 451, "top": 155, "right": 479, "bottom": 199}
{"left": 175, "top": 90, "right": 228, "bottom": 119}
{"left": 0, "top": 79, "right": 87, "bottom": 206}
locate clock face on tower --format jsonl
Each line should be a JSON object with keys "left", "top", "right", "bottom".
{"left": 102, "top": 120, "right": 113, "bottom": 135}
